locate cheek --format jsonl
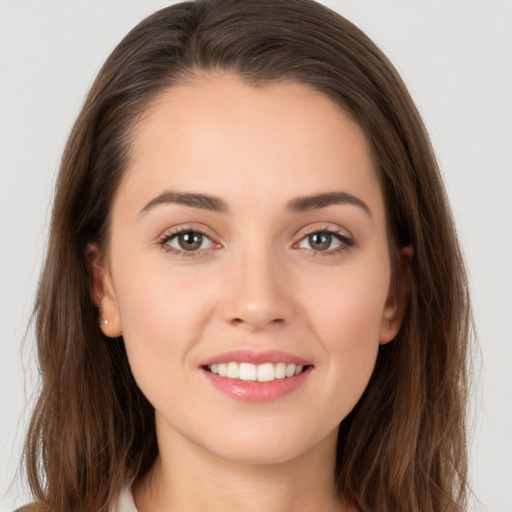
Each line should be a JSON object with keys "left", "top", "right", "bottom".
{"left": 304, "top": 258, "right": 390, "bottom": 341}
{"left": 111, "top": 254, "right": 218, "bottom": 386}
{"left": 301, "top": 260, "right": 390, "bottom": 403}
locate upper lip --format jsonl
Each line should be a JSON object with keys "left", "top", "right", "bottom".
{"left": 199, "top": 349, "right": 312, "bottom": 367}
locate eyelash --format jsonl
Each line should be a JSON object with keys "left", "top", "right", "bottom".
{"left": 157, "top": 225, "right": 354, "bottom": 259}
{"left": 157, "top": 226, "right": 216, "bottom": 259}
{"left": 296, "top": 226, "right": 354, "bottom": 257}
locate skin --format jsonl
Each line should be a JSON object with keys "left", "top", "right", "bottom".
{"left": 92, "top": 74, "right": 409, "bottom": 512}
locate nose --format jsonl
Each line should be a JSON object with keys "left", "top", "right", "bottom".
{"left": 221, "top": 248, "right": 295, "bottom": 332}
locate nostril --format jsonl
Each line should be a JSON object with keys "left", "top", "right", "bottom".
{"left": 229, "top": 316, "right": 285, "bottom": 331}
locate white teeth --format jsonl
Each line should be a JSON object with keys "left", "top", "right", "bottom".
{"left": 239, "top": 362, "right": 257, "bottom": 381}
{"left": 257, "top": 363, "right": 275, "bottom": 382}
{"left": 227, "top": 362, "right": 238, "bottom": 379}
{"left": 275, "top": 362, "right": 286, "bottom": 379}
{"left": 206, "top": 362, "right": 307, "bottom": 381}
{"left": 285, "top": 364, "right": 296, "bottom": 378}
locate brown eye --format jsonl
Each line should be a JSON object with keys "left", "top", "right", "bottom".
{"left": 308, "top": 232, "right": 332, "bottom": 251}
{"left": 166, "top": 231, "right": 213, "bottom": 252}
{"left": 178, "top": 232, "right": 203, "bottom": 250}
{"left": 297, "top": 230, "right": 350, "bottom": 253}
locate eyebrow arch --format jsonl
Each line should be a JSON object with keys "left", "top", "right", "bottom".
{"left": 286, "top": 191, "right": 372, "bottom": 217}
{"left": 139, "top": 189, "right": 371, "bottom": 217}
{"left": 140, "top": 190, "right": 229, "bottom": 215}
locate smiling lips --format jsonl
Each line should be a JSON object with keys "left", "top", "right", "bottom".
{"left": 200, "top": 349, "right": 312, "bottom": 402}
{"left": 207, "top": 362, "right": 305, "bottom": 382}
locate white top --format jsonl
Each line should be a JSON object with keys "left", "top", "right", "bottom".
{"left": 114, "top": 486, "right": 138, "bottom": 512}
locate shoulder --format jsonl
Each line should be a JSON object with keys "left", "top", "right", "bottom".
{"left": 13, "top": 487, "right": 137, "bottom": 512}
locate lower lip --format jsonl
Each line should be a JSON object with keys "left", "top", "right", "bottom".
{"left": 201, "top": 367, "right": 312, "bottom": 403}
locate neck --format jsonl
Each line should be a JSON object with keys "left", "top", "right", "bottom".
{"left": 132, "top": 422, "right": 354, "bottom": 512}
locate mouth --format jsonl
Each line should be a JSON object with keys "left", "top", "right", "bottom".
{"left": 199, "top": 349, "right": 313, "bottom": 402}
{"left": 203, "top": 362, "right": 311, "bottom": 382}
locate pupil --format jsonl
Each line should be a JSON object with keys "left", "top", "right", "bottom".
{"left": 310, "top": 232, "right": 331, "bottom": 251}
{"left": 179, "top": 232, "right": 202, "bottom": 250}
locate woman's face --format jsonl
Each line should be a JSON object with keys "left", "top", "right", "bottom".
{"left": 96, "top": 75, "right": 405, "bottom": 465}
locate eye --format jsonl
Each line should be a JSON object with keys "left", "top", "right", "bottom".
{"left": 298, "top": 231, "right": 341, "bottom": 251}
{"left": 159, "top": 228, "right": 216, "bottom": 255}
{"left": 296, "top": 229, "right": 354, "bottom": 255}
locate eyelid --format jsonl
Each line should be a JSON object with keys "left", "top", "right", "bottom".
{"left": 156, "top": 222, "right": 354, "bottom": 259}
{"left": 157, "top": 223, "right": 220, "bottom": 242}
{"left": 157, "top": 224, "right": 223, "bottom": 257}
{"left": 292, "top": 223, "right": 355, "bottom": 255}
{"left": 294, "top": 223, "right": 353, "bottom": 241}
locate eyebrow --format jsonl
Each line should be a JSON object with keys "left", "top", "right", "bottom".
{"left": 139, "top": 190, "right": 371, "bottom": 217}
{"left": 286, "top": 191, "right": 372, "bottom": 217}
{"left": 140, "top": 191, "right": 229, "bottom": 215}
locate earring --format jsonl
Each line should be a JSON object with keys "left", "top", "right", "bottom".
{"left": 100, "top": 317, "right": 109, "bottom": 326}
{"left": 387, "top": 320, "right": 392, "bottom": 329}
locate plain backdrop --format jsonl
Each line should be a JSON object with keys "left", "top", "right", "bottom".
{"left": 1, "top": 1, "right": 511, "bottom": 511}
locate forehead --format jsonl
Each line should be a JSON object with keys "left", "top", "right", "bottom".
{"left": 118, "top": 74, "right": 384, "bottom": 218}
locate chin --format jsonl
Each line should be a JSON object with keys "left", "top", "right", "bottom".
{"left": 196, "top": 420, "right": 337, "bottom": 467}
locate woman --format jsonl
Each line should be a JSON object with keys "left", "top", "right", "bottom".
{"left": 19, "top": 0, "right": 471, "bottom": 511}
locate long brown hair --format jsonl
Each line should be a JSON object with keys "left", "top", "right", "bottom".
{"left": 21, "top": 1, "right": 471, "bottom": 511}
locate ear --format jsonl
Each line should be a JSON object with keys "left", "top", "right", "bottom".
{"left": 86, "top": 243, "right": 122, "bottom": 338}
{"left": 379, "top": 245, "right": 413, "bottom": 344}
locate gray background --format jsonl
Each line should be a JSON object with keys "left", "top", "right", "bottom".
{"left": 1, "top": 1, "right": 511, "bottom": 510}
